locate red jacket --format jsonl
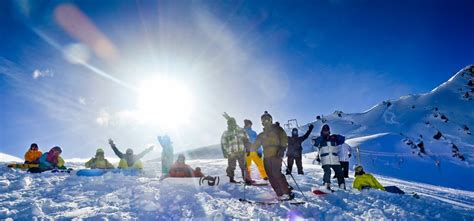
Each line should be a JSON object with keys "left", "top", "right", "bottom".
{"left": 169, "top": 162, "right": 194, "bottom": 177}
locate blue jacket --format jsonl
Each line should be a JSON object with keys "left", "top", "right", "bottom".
{"left": 39, "top": 153, "right": 54, "bottom": 169}
{"left": 244, "top": 127, "right": 263, "bottom": 155}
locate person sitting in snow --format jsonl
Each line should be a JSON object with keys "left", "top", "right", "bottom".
{"left": 108, "top": 139, "right": 154, "bottom": 169}
{"left": 312, "top": 124, "right": 346, "bottom": 190}
{"left": 24, "top": 143, "right": 42, "bottom": 164}
{"left": 353, "top": 165, "right": 406, "bottom": 195}
{"left": 168, "top": 154, "right": 204, "bottom": 177}
{"left": 28, "top": 146, "right": 66, "bottom": 173}
{"left": 85, "top": 148, "right": 115, "bottom": 169}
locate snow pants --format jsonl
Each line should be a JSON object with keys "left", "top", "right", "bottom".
{"left": 226, "top": 152, "right": 247, "bottom": 179}
{"left": 264, "top": 157, "right": 290, "bottom": 196}
{"left": 340, "top": 161, "right": 349, "bottom": 178}
{"left": 246, "top": 152, "right": 268, "bottom": 179}
{"left": 322, "top": 164, "right": 345, "bottom": 186}
{"left": 286, "top": 155, "right": 303, "bottom": 174}
{"left": 384, "top": 186, "right": 405, "bottom": 194}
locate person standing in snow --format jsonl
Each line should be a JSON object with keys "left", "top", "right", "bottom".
{"left": 312, "top": 124, "right": 346, "bottom": 190}
{"left": 250, "top": 111, "right": 293, "bottom": 200}
{"left": 221, "top": 113, "right": 252, "bottom": 184}
{"left": 108, "top": 139, "right": 154, "bottom": 169}
{"left": 337, "top": 143, "right": 352, "bottom": 178}
{"left": 243, "top": 119, "right": 268, "bottom": 181}
{"left": 158, "top": 135, "right": 174, "bottom": 177}
{"left": 286, "top": 124, "right": 314, "bottom": 175}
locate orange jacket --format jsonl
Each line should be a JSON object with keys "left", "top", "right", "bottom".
{"left": 24, "top": 150, "right": 42, "bottom": 163}
{"left": 169, "top": 162, "right": 194, "bottom": 177}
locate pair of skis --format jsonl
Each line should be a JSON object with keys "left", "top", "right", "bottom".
{"left": 238, "top": 198, "right": 306, "bottom": 205}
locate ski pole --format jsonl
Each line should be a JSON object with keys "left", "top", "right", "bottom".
{"left": 282, "top": 160, "right": 309, "bottom": 202}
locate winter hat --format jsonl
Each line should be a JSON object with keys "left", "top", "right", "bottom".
{"left": 51, "top": 146, "right": 62, "bottom": 153}
{"left": 126, "top": 148, "right": 133, "bottom": 154}
{"left": 261, "top": 111, "right": 272, "bottom": 121}
{"left": 292, "top": 128, "right": 298, "bottom": 135}
{"left": 30, "top": 143, "right": 38, "bottom": 150}
{"left": 244, "top": 119, "right": 252, "bottom": 127}
{"left": 178, "top": 154, "right": 185, "bottom": 162}
{"left": 354, "top": 165, "right": 364, "bottom": 173}
{"left": 321, "top": 124, "right": 330, "bottom": 132}
{"left": 96, "top": 148, "right": 104, "bottom": 154}
{"left": 227, "top": 117, "right": 237, "bottom": 126}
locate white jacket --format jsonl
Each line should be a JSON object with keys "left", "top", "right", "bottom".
{"left": 338, "top": 143, "right": 352, "bottom": 162}
{"left": 318, "top": 141, "right": 340, "bottom": 166}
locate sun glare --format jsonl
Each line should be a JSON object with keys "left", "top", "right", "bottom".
{"left": 137, "top": 77, "right": 194, "bottom": 127}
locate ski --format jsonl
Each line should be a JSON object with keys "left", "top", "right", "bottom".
{"left": 238, "top": 198, "right": 305, "bottom": 205}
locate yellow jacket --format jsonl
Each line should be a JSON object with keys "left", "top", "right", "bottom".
{"left": 252, "top": 124, "right": 288, "bottom": 158}
{"left": 353, "top": 173, "right": 385, "bottom": 191}
{"left": 24, "top": 150, "right": 42, "bottom": 163}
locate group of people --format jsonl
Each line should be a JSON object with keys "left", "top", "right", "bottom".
{"left": 20, "top": 111, "right": 400, "bottom": 199}
{"left": 221, "top": 111, "right": 401, "bottom": 200}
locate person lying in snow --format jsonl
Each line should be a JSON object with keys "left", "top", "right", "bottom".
{"left": 85, "top": 148, "right": 115, "bottom": 169}
{"left": 33, "top": 146, "right": 66, "bottom": 172}
{"left": 24, "top": 143, "right": 42, "bottom": 164}
{"left": 353, "top": 165, "right": 405, "bottom": 194}
{"left": 168, "top": 154, "right": 205, "bottom": 177}
{"left": 108, "top": 139, "right": 154, "bottom": 169}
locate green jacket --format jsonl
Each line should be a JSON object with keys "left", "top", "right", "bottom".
{"left": 353, "top": 173, "right": 385, "bottom": 191}
{"left": 221, "top": 128, "right": 249, "bottom": 157}
{"left": 85, "top": 157, "right": 114, "bottom": 169}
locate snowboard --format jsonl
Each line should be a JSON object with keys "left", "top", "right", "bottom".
{"left": 28, "top": 167, "right": 73, "bottom": 174}
{"left": 76, "top": 168, "right": 141, "bottom": 176}
{"left": 7, "top": 163, "right": 39, "bottom": 169}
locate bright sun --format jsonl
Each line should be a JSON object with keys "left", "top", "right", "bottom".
{"left": 136, "top": 76, "right": 194, "bottom": 127}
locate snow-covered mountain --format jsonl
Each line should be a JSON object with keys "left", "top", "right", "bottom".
{"left": 295, "top": 65, "right": 474, "bottom": 191}
{"left": 181, "top": 65, "right": 474, "bottom": 191}
{"left": 0, "top": 152, "right": 21, "bottom": 162}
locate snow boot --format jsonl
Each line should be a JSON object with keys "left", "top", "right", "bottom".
{"left": 325, "top": 183, "right": 332, "bottom": 190}
{"left": 229, "top": 177, "right": 238, "bottom": 183}
{"left": 278, "top": 192, "right": 295, "bottom": 201}
{"left": 288, "top": 185, "right": 294, "bottom": 191}
{"left": 285, "top": 169, "right": 291, "bottom": 175}
{"left": 298, "top": 171, "right": 304, "bottom": 175}
{"left": 339, "top": 183, "right": 346, "bottom": 190}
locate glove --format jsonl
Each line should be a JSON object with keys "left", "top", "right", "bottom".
{"left": 108, "top": 139, "right": 114, "bottom": 145}
{"left": 308, "top": 124, "right": 314, "bottom": 130}
{"left": 316, "top": 157, "right": 321, "bottom": 163}
{"left": 348, "top": 153, "right": 352, "bottom": 158}
{"left": 278, "top": 149, "right": 285, "bottom": 158}
{"left": 247, "top": 152, "right": 250, "bottom": 157}
{"left": 257, "top": 151, "right": 262, "bottom": 158}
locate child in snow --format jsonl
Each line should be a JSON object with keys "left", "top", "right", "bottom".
{"left": 38, "top": 146, "right": 66, "bottom": 170}
{"left": 108, "top": 139, "right": 154, "bottom": 169}
{"left": 24, "top": 143, "right": 42, "bottom": 164}
{"left": 85, "top": 148, "right": 115, "bottom": 169}
{"left": 353, "top": 165, "right": 405, "bottom": 194}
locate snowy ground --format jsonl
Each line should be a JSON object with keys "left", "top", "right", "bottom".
{"left": 1, "top": 159, "right": 473, "bottom": 220}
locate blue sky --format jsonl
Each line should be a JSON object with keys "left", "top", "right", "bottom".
{"left": 1, "top": 0, "right": 473, "bottom": 159}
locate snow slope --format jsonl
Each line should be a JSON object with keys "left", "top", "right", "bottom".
{"left": 0, "top": 160, "right": 473, "bottom": 220}
{"left": 285, "top": 65, "right": 474, "bottom": 191}
{"left": 0, "top": 153, "right": 21, "bottom": 162}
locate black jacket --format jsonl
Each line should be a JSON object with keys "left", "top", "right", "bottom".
{"left": 287, "top": 127, "right": 313, "bottom": 157}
